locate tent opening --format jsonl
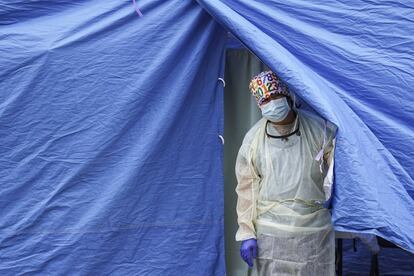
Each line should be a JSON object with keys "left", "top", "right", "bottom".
{"left": 223, "top": 47, "right": 267, "bottom": 275}
{"left": 222, "top": 40, "right": 414, "bottom": 275}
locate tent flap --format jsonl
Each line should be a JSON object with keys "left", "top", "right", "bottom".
{"left": 197, "top": 0, "right": 414, "bottom": 252}
{"left": 0, "top": 0, "right": 227, "bottom": 274}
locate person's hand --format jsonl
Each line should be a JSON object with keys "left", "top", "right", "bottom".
{"left": 240, "top": 238, "right": 257, "bottom": 267}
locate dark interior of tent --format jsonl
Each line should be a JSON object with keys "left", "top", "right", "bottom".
{"left": 222, "top": 34, "right": 414, "bottom": 276}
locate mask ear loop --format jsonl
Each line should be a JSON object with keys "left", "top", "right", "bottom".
{"left": 290, "top": 90, "right": 302, "bottom": 109}
{"left": 290, "top": 91, "right": 298, "bottom": 111}
{"left": 290, "top": 91, "right": 301, "bottom": 136}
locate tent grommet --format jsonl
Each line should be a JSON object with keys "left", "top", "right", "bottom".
{"left": 218, "top": 135, "right": 225, "bottom": 145}
{"left": 218, "top": 78, "right": 226, "bottom": 87}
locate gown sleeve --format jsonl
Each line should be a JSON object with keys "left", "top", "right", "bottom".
{"left": 235, "top": 141, "right": 260, "bottom": 241}
{"left": 323, "top": 122, "right": 337, "bottom": 201}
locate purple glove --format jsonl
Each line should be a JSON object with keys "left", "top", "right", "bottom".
{"left": 240, "top": 238, "right": 257, "bottom": 267}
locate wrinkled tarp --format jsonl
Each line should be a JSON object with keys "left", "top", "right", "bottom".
{"left": 342, "top": 239, "right": 414, "bottom": 276}
{"left": 0, "top": 0, "right": 226, "bottom": 274}
{"left": 1, "top": 0, "right": 414, "bottom": 274}
{"left": 197, "top": 0, "right": 414, "bottom": 252}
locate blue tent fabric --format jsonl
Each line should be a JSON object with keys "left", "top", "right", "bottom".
{"left": 0, "top": 0, "right": 226, "bottom": 274}
{"left": 1, "top": 0, "right": 413, "bottom": 274}
{"left": 196, "top": 0, "right": 414, "bottom": 252}
{"left": 342, "top": 239, "right": 414, "bottom": 276}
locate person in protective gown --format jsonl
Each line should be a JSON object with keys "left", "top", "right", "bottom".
{"left": 236, "top": 71, "right": 336, "bottom": 276}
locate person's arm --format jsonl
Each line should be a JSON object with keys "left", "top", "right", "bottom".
{"left": 323, "top": 121, "right": 337, "bottom": 167}
{"left": 235, "top": 143, "right": 260, "bottom": 241}
{"left": 323, "top": 122, "right": 337, "bottom": 203}
{"left": 324, "top": 138, "right": 335, "bottom": 168}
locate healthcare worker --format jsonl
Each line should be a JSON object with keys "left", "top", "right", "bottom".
{"left": 235, "top": 71, "right": 336, "bottom": 275}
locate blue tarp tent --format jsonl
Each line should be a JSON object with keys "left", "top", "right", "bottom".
{"left": 0, "top": 0, "right": 413, "bottom": 274}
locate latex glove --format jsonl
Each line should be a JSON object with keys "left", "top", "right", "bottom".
{"left": 240, "top": 238, "right": 257, "bottom": 267}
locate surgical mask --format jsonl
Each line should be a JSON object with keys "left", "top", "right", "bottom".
{"left": 261, "top": 97, "right": 290, "bottom": 122}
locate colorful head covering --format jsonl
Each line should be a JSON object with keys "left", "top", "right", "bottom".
{"left": 249, "top": 71, "right": 290, "bottom": 106}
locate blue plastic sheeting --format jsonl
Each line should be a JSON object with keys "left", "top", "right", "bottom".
{"left": 0, "top": 0, "right": 226, "bottom": 274}
{"left": 342, "top": 239, "right": 414, "bottom": 276}
{"left": 1, "top": 0, "right": 413, "bottom": 274}
{"left": 197, "top": 0, "right": 414, "bottom": 252}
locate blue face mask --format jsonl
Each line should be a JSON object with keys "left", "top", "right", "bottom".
{"left": 261, "top": 97, "right": 290, "bottom": 122}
